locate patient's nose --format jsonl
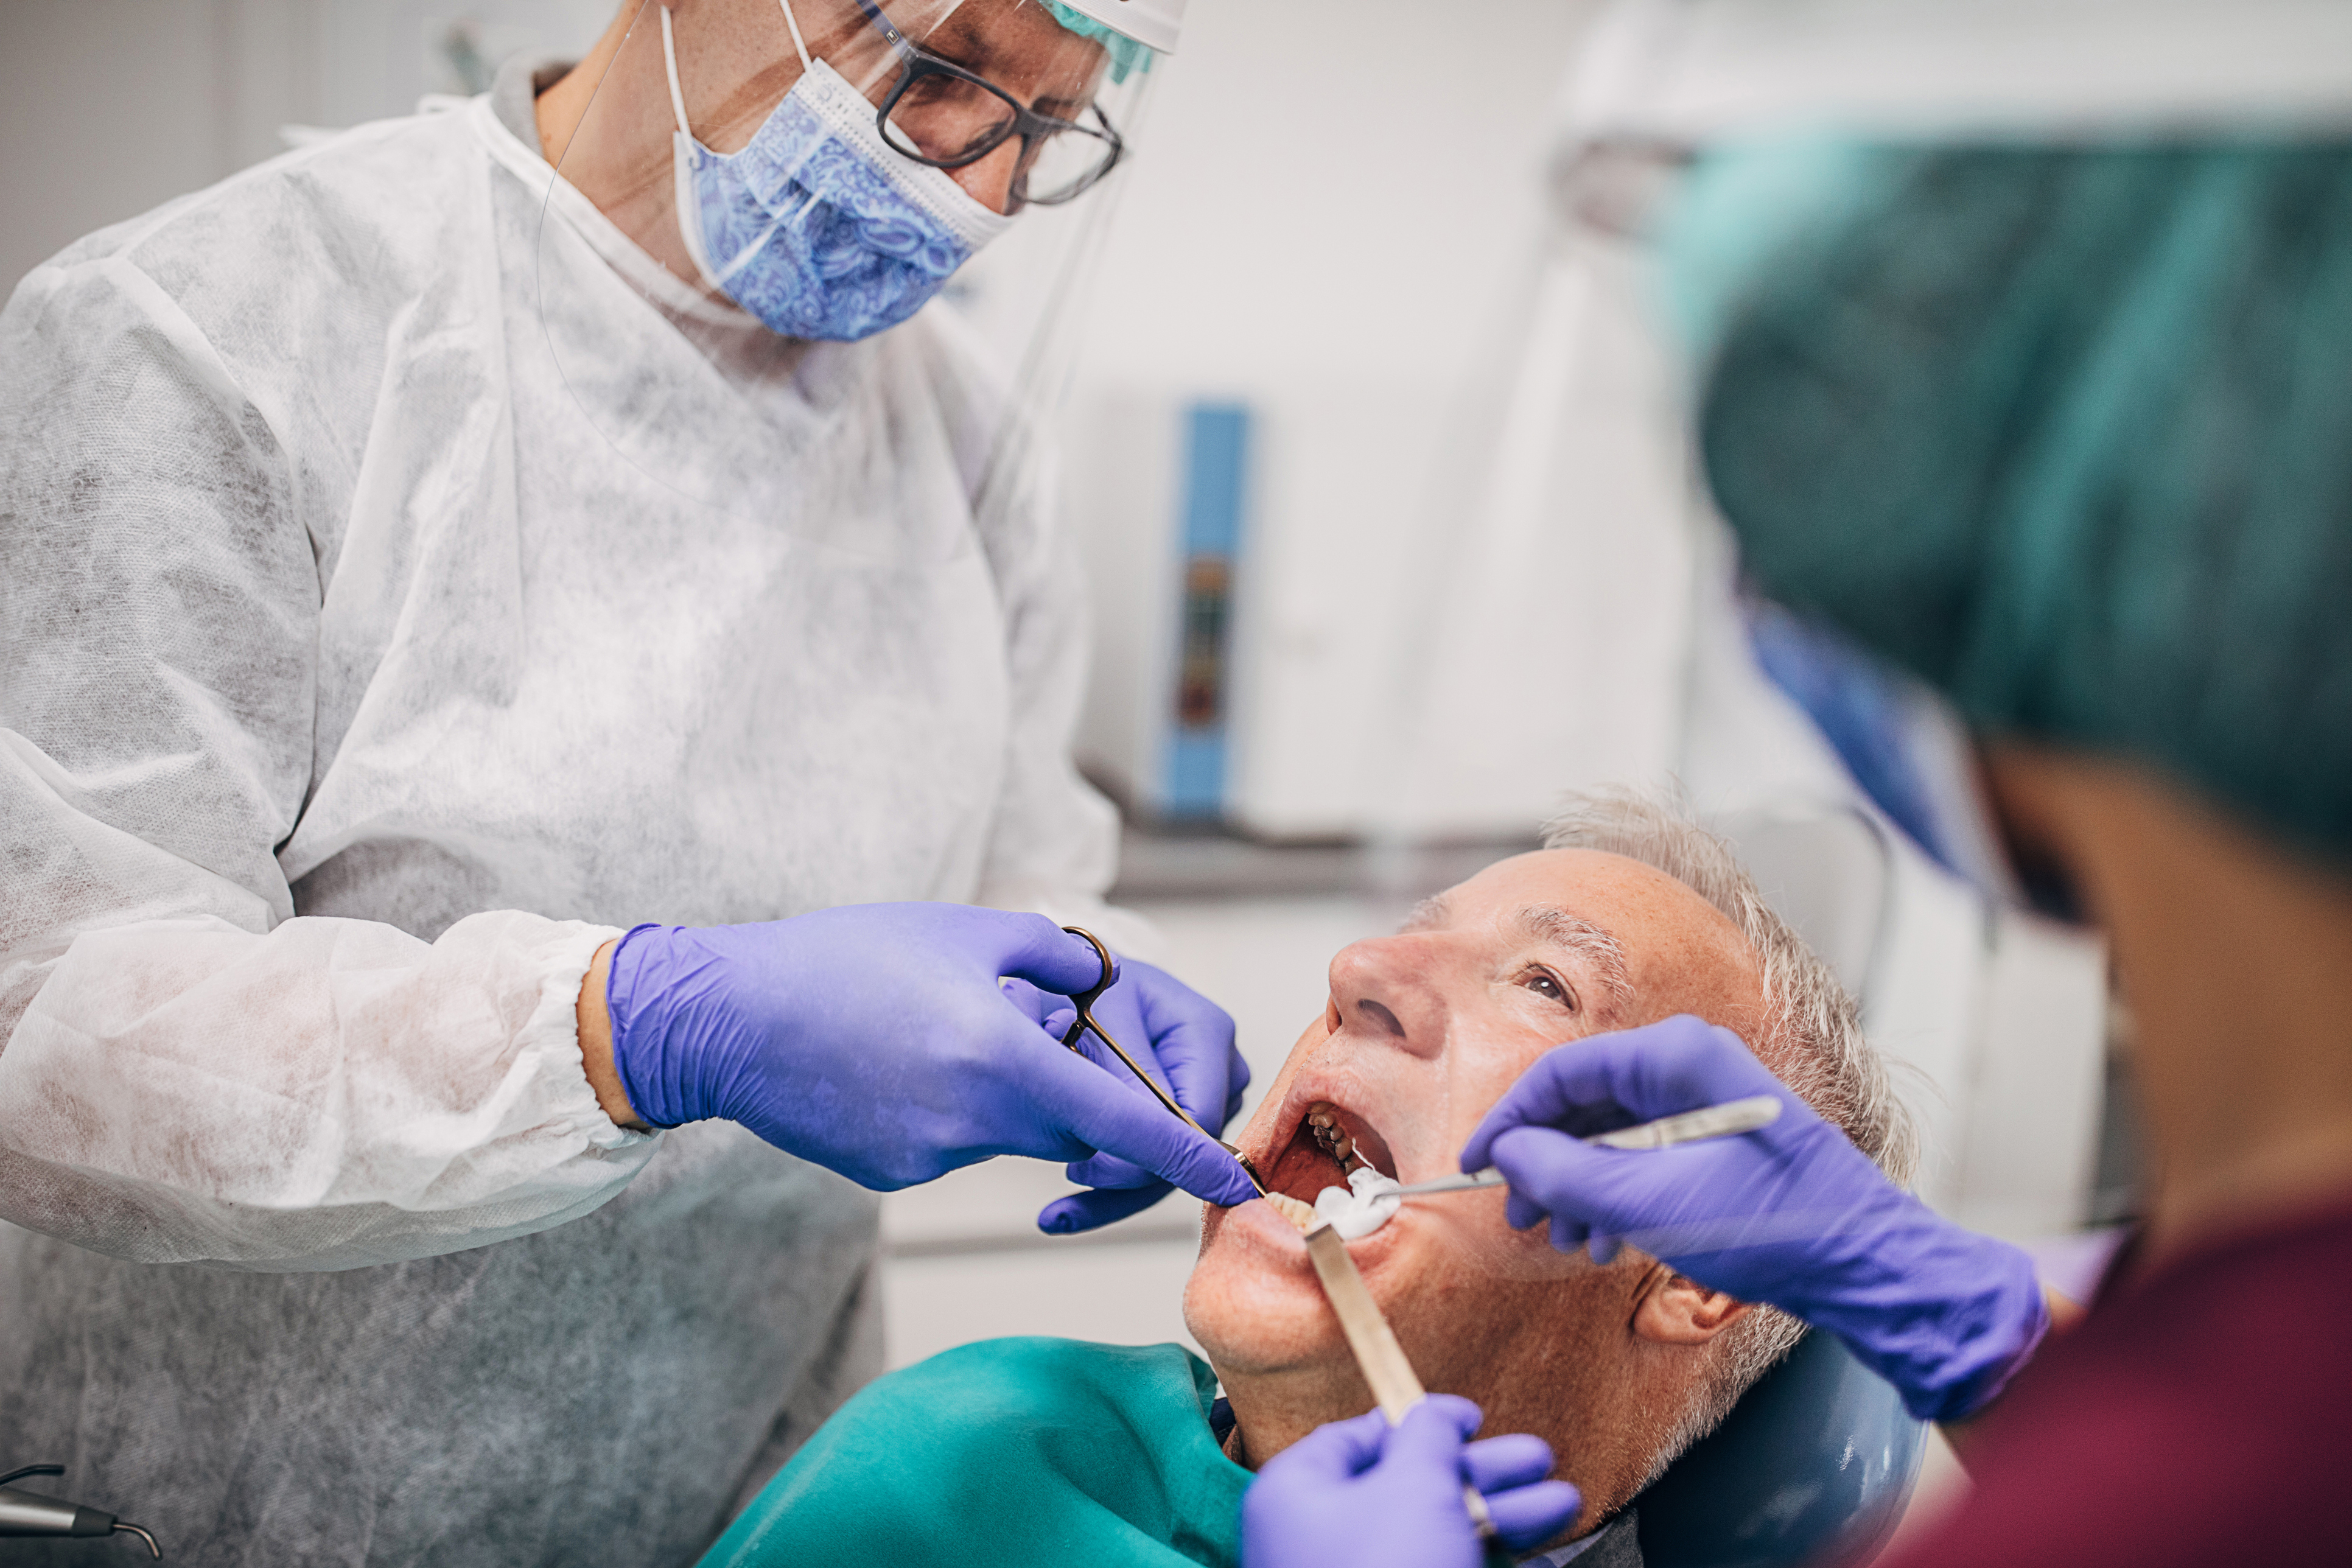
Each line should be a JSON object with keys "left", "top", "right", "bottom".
{"left": 1325, "top": 935, "right": 1447, "bottom": 1060}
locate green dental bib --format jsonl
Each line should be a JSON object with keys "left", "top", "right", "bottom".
{"left": 700, "top": 1337, "right": 1252, "bottom": 1568}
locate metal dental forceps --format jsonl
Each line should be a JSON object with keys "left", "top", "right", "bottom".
{"left": 0, "top": 1466, "right": 162, "bottom": 1556}
{"left": 1057, "top": 926, "right": 1268, "bottom": 1197}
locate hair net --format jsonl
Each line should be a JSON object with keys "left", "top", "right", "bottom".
{"left": 1041, "top": 0, "right": 1154, "bottom": 83}
{"left": 1666, "top": 136, "right": 2352, "bottom": 864}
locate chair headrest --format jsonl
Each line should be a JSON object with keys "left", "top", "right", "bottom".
{"left": 1631, "top": 1330, "right": 1925, "bottom": 1568}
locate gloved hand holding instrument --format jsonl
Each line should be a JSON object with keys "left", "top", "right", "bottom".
{"left": 1460, "top": 1016, "right": 2049, "bottom": 1423}
{"left": 1241, "top": 1398, "right": 1583, "bottom": 1568}
{"left": 598, "top": 905, "right": 1259, "bottom": 1227}
{"left": 1006, "top": 929, "right": 1259, "bottom": 1234}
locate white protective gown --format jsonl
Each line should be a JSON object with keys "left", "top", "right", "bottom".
{"left": 0, "top": 58, "right": 1127, "bottom": 1566}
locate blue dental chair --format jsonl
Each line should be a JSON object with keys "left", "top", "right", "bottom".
{"left": 1627, "top": 803, "right": 1928, "bottom": 1567}
{"left": 1630, "top": 1329, "right": 1926, "bottom": 1568}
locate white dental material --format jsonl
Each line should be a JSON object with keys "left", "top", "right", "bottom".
{"left": 1313, "top": 1166, "right": 1404, "bottom": 1239}
{"left": 1305, "top": 1093, "right": 1785, "bottom": 1237}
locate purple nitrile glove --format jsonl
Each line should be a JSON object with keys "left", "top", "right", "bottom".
{"left": 1242, "top": 1397, "right": 1582, "bottom": 1568}
{"left": 1458, "top": 1015, "right": 2048, "bottom": 1423}
{"left": 999, "top": 957, "right": 1253, "bottom": 1234}
{"left": 604, "top": 904, "right": 1259, "bottom": 1208}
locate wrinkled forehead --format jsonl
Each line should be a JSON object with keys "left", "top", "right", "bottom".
{"left": 1407, "top": 849, "right": 1768, "bottom": 1027}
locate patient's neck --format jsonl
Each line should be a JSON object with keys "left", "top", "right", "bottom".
{"left": 1212, "top": 1324, "right": 1692, "bottom": 1538}
{"left": 1216, "top": 1362, "right": 1369, "bottom": 1471}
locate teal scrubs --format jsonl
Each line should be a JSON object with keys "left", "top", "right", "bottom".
{"left": 701, "top": 1337, "right": 1253, "bottom": 1568}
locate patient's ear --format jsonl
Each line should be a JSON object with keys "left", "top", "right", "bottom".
{"left": 1631, "top": 1268, "right": 1751, "bottom": 1345}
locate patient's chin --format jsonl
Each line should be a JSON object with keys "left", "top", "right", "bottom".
{"left": 1183, "top": 1245, "right": 1345, "bottom": 1377}
{"left": 1185, "top": 1291, "right": 1345, "bottom": 1381}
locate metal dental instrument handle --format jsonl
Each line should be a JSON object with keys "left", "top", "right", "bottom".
{"left": 1391, "top": 1094, "right": 1784, "bottom": 1199}
{"left": 1056, "top": 926, "right": 1269, "bottom": 1197}
{"left": 1301, "top": 1226, "right": 1496, "bottom": 1541}
{"left": 0, "top": 1465, "right": 163, "bottom": 1556}
{"left": 1586, "top": 1093, "right": 1782, "bottom": 1150}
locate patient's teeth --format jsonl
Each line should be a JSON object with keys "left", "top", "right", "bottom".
{"left": 1263, "top": 1191, "right": 1318, "bottom": 1233}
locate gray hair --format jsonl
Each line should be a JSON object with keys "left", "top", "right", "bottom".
{"left": 1537, "top": 785, "right": 1919, "bottom": 1474}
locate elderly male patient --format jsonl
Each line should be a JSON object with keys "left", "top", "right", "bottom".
{"left": 701, "top": 791, "right": 1916, "bottom": 1568}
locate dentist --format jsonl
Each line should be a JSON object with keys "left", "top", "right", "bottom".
{"left": 0, "top": 4, "right": 1253, "bottom": 1565}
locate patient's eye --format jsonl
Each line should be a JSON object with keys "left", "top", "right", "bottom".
{"left": 1518, "top": 967, "right": 1577, "bottom": 1012}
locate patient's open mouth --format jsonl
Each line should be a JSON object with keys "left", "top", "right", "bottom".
{"left": 1260, "top": 1097, "right": 1399, "bottom": 1233}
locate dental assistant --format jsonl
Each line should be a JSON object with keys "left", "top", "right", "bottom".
{"left": 1456, "top": 91, "right": 2352, "bottom": 1568}
{"left": 0, "top": 2, "right": 1256, "bottom": 1564}
{"left": 1257, "top": 6, "right": 2352, "bottom": 1559}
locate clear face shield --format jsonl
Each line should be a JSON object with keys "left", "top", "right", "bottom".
{"left": 533, "top": 0, "right": 1163, "bottom": 553}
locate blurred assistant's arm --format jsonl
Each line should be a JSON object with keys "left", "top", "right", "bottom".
{"left": 0, "top": 254, "right": 655, "bottom": 1270}
{"left": 1939, "top": 1284, "right": 2087, "bottom": 1465}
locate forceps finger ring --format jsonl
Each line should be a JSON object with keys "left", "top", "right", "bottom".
{"left": 1057, "top": 926, "right": 1267, "bottom": 1196}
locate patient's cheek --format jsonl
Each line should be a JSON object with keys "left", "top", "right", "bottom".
{"left": 1418, "top": 1195, "right": 1586, "bottom": 1284}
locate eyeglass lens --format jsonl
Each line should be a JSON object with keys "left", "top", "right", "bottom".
{"left": 879, "top": 69, "right": 1116, "bottom": 203}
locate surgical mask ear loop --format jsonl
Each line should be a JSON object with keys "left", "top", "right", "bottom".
{"left": 659, "top": 6, "right": 727, "bottom": 290}
{"left": 660, "top": 3, "right": 818, "bottom": 292}
{"left": 774, "top": 0, "right": 814, "bottom": 71}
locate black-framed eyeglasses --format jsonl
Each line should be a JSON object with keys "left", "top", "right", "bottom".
{"left": 850, "top": 0, "right": 1124, "bottom": 209}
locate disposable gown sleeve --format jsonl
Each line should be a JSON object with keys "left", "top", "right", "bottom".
{"left": 0, "top": 248, "right": 655, "bottom": 1271}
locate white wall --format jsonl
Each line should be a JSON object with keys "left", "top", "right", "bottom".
{"left": 1068, "top": 0, "right": 1599, "bottom": 400}
{"left": 0, "top": 0, "right": 611, "bottom": 295}
{"left": 312, "top": 0, "right": 615, "bottom": 120}
{"left": 2, "top": 1, "right": 281, "bottom": 292}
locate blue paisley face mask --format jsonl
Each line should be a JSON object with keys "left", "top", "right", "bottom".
{"left": 657, "top": 4, "right": 1012, "bottom": 342}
